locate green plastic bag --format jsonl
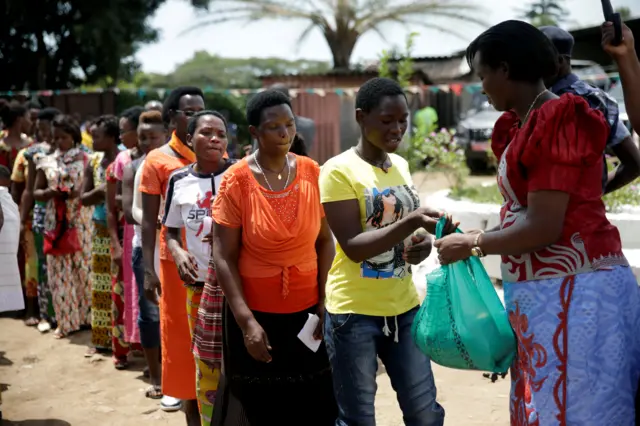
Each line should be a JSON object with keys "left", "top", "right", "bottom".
{"left": 411, "top": 217, "right": 516, "bottom": 373}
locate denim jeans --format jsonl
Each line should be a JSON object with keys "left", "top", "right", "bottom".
{"left": 132, "top": 246, "right": 160, "bottom": 348}
{"left": 324, "top": 306, "right": 445, "bottom": 426}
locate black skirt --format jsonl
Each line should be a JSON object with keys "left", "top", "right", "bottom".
{"left": 213, "top": 303, "right": 337, "bottom": 426}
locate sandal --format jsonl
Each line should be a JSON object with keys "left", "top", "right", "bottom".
{"left": 145, "top": 385, "right": 163, "bottom": 400}
{"left": 37, "top": 321, "right": 52, "bottom": 333}
{"left": 53, "top": 328, "right": 65, "bottom": 339}
{"left": 84, "top": 347, "right": 107, "bottom": 358}
{"left": 25, "top": 317, "right": 39, "bottom": 327}
{"left": 114, "top": 358, "right": 129, "bottom": 370}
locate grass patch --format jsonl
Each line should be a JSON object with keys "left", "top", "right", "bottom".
{"left": 453, "top": 180, "right": 640, "bottom": 212}
{"left": 449, "top": 184, "right": 503, "bottom": 205}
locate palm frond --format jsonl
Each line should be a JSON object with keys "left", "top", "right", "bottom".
{"left": 357, "top": 1, "right": 487, "bottom": 31}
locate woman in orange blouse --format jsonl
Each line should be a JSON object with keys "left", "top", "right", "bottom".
{"left": 139, "top": 87, "right": 205, "bottom": 421}
{"left": 211, "top": 90, "right": 337, "bottom": 425}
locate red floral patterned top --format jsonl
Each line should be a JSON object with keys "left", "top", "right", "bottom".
{"left": 492, "top": 93, "right": 627, "bottom": 282}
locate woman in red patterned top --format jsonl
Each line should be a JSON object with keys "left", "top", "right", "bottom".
{"left": 435, "top": 21, "right": 640, "bottom": 425}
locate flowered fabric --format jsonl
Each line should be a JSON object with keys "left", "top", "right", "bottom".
{"left": 40, "top": 147, "right": 92, "bottom": 335}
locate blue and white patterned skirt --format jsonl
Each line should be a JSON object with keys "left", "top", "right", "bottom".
{"left": 504, "top": 265, "right": 640, "bottom": 426}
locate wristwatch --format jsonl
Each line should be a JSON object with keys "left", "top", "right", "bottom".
{"left": 471, "top": 231, "right": 486, "bottom": 258}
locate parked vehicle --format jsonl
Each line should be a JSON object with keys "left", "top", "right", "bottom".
{"left": 456, "top": 61, "right": 612, "bottom": 172}
{"left": 455, "top": 93, "right": 501, "bottom": 172}
{"left": 608, "top": 83, "right": 638, "bottom": 144}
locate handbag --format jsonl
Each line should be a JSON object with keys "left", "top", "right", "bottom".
{"left": 43, "top": 197, "right": 82, "bottom": 256}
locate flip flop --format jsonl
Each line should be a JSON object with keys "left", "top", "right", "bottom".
{"left": 25, "top": 317, "right": 39, "bottom": 327}
{"left": 145, "top": 385, "right": 163, "bottom": 400}
{"left": 114, "top": 358, "right": 129, "bottom": 370}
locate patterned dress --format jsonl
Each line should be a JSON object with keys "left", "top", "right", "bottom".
{"left": 40, "top": 147, "right": 93, "bottom": 336}
{"left": 25, "top": 143, "right": 55, "bottom": 322}
{"left": 89, "top": 152, "right": 114, "bottom": 350}
{"left": 10, "top": 147, "right": 38, "bottom": 300}
{"left": 492, "top": 94, "right": 640, "bottom": 425}
{"left": 105, "top": 162, "right": 131, "bottom": 360}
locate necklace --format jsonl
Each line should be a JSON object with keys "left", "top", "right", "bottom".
{"left": 254, "top": 150, "right": 290, "bottom": 192}
{"left": 354, "top": 146, "right": 391, "bottom": 173}
{"left": 520, "top": 89, "right": 548, "bottom": 127}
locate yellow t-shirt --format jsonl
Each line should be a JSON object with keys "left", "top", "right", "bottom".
{"left": 319, "top": 148, "right": 421, "bottom": 317}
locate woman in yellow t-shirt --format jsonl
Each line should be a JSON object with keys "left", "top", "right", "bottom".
{"left": 319, "top": 77, "right": 454, "bottom": 426}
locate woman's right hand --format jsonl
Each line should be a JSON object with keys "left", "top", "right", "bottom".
{"left": 174, "top": 248, "right": 198, "bottom": 285}
{"left": 409, "top": 208, "right": 458, "bottom": 235}
{"left": 242, "top": 318, "right": 272, "bottom": 363}
{"left": 144, "top": 269, "right": 162, "bottom": 305}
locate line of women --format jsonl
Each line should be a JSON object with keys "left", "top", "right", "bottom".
{"left": 184, "top": 22, "right": 640, "bottom": 426}
{"left": 5, "top": 19, "right": 640, "bottom": 426}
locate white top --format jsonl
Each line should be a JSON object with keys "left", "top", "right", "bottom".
{"left": 0, "top": 187, "right": 24, "bottom": 312}
{"left": 132, "top": 159, "right": 145, "bottom": 248}
{"left": 132, "top": 158, "right": 161, "bottom": 275}
{"left": 162, "top": 163, "right": 233, "bottom": 282}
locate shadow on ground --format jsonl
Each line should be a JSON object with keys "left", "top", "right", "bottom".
{"left": 2, "top": 420, "right": 72, "bottom": 426}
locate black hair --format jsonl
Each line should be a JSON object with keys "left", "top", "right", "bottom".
{"left": 245, "top": 89, "right": 292, "bottom": 127}
{"left": 95, "top": 115, "right": 120, "bottom": 141}
{"left": 162, "top": 86, "right": 205, "bottom": 124}
{"left": 120, "top": 106, "right": 145, "bottom": 129}
{"left": 0, "top": 99, "right": 27, "bottom": 128}
{"left": 466, "top": 20, "right": 559, "bottom": 83}
{"left": 290, "top": 133, "right": 308, "bottom": 157}
{"left": 187, "top": 110, "right": 228, "bottom": 136}
{"left": 0, "top": 165, "right": 10, "bottom": 180}
{"left": 37, "top": 107, "right": 61, "bottom": 121}
{"left": 52, "top": 115, "right": 82, "bottom": 145}
{"left": 27, "top": 100, "right": 42, "bottom": 110}
{"left": 355, "top": 77, "right": 407, "bottom": 113}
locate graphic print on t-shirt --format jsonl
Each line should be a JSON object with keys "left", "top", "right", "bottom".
{"left": 362, "top": 184, "right": 420, "bottom": 279}
{"left": 187, "top": 190, "right": 213, "bottom": 237}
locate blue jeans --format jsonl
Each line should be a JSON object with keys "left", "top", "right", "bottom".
{"left": 132, "top": 246, "right": 160, "bottom": 348}
{"left": 324, "top": 306, "right": 445, "bottom": 426}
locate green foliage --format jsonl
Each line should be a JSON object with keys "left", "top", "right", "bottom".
{"left": 603, "top": 181, "right": 640, "bottom": 212}
{"left": 420, "top": 129, "right": 468, "bottom": 192}
{"left": 191, "top": 1, "right": 486, "bottom": 69}
{"left": 378, "top": 32, "right": 417, "bottom": 88}
{"left": 455, "top": 181, "right": 640, "bottom": 213}
{"left": 616, "top": 7, "right": 633, "bottom": 20}
{"left": 520, "top": 0, "right": 569, "bottom": 27}
{"left": 0, "top": 0, "right": 166, "bottom": 90}
{"left": 136, "top": 52, "right": 330, "bottom": 89}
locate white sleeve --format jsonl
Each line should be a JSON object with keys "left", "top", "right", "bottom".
{"left": 161, "top": 175, "right": 184, "bottom": 228}
{"left": 132, "top": 160, "right": 144, "bottom": 225}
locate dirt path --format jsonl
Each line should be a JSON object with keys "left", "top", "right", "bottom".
{"left": 1, "top": 171, "right": 509, "bottom": 426}
{"left": 0, "top": 318, "right": 509, "bottom": 426}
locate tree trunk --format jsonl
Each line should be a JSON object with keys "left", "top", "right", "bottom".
{"left": 325, "top": 29, "right": 358, "bottom": 70}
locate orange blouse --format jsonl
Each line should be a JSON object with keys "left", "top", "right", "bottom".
{"left": 139, "top": 133, "right": 192, "bottom": 261}
{"left": 212, "top": 155, "right": 324, "bottom": 314}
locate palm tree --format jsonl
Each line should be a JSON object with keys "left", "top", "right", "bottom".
{"left": 186, "top": 0, "right": 487, "bottom": 70}
{"left": 520, "top": 0, "right": 569, "bottom": 27}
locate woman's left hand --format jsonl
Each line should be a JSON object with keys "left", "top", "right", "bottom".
{"left": 433, "top": 233, "right": 475, "bottom": 265}
{"left": 403, "top": 233, "right": 432, "bottom": 265}
{"left": 313, "top": 304, "right": 325, "bottom": 340}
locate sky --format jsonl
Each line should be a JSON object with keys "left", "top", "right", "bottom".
{"left": 136, "top": 0, "right": 639, "bottom": 74}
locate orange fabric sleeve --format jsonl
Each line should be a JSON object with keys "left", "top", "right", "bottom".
{"left": 139, "top": 152, "right": 162, "bottom": 195}
{"left": 212, "top": 170, "right": 242, "bottom": 228}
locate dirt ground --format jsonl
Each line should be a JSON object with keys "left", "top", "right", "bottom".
{"left": 0, "top": 318, "right": 509, "bottom": 426}
{"left": 1, "top": 172, "right": 508, "bottom": 426}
